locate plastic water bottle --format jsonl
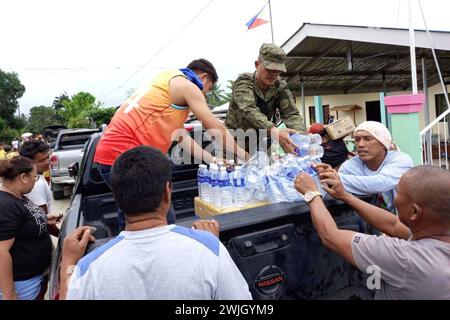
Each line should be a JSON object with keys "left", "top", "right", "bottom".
{"left": 210, "top": 164, "right": 221, "bottom": 208}
{"left": 232, "top": 166, "right": 246, "bottom": 208}
{"left": 197, "top": 164, "right": 211, "bottom": 202}
{"left": 226, "top": 160, "right": 235, "bottom": 173}
{"left": 310, "top": 133, "right": 322, "bottom": 146}
{"left": 277, "top": 176, "right": 303, "bottom": 202}
{"left": 290, "top": 133, "right": 311, "bottom": 157}
{"left": 282, "top": 154, "right": 302, "bottom": 181}
{"left": 265, "top": 175, "right": 284, "bottom": 203}
{"left": 303, "top": 157, "right": 325, "bottom": 197}
{"left": 309, "top": 145, "right": 324, "bottom": 159}
{"left": 245, "top": 171, "right": 259, "bottom": 204}
{"left": 219, "top": 167, "right": 233, "bottom": 208}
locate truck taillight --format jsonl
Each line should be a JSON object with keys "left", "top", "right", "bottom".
{"left": 50, "top": 154, "right": 58, "bottom": 169}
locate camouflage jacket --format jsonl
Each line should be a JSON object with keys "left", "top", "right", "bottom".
{"left": 224, "top": 72, "right": 305, "bottom": 132}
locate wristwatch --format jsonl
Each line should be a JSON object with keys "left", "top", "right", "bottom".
{"left": 304, "top": 191, "right": 322, "bottom": 205}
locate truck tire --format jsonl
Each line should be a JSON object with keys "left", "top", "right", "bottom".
{"left": 52, "top": 190, "right": 65, "bottom": 200}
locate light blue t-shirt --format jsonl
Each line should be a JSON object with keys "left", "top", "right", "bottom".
{"left": 67, "top": 225, "right": 252, "bottom": 300}
{"left": 338, "top": 151, "right": 413, "bottom": 212}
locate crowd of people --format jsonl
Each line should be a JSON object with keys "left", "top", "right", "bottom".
{"left": 0, "top": 43, "right": 448, "bottom": 300}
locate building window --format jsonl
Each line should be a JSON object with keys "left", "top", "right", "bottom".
{"left": 308, "top": 105, "right": 330, "bottom": 125}
{"left": 308, "top": 106, "right": 316, "bottom": 124}
{"left": 435, "top": 94, "right": 450, "bottom": 122}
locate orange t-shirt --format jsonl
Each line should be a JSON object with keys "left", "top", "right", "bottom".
{"left": 94, "top": 70, "right": 190, "bottom": 165}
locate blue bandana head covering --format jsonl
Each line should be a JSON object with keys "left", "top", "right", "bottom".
{"left": 179, "top": 68, "right": 204, "bottom": 91}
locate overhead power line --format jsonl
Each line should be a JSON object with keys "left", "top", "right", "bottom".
{"left": 14, "top": 64, "right": 170, "bottom": 74}
{"left": 100, "top": 0, "right": 215, "bottom": 100}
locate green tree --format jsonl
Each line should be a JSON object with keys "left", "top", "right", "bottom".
{"left": 52, "top": 92, "right": 69, "bottom": 123}
{"left": 25, "top": 105, "right": 59, "bottom": 134}
{"left": 225, "top": 80, "right": 234, "bottom": 101}
{"left": 0, "top": 69, "right": 25, "bottom": 128}
{"left": 52, "top": 92, "right": 70, "bottom": 111}
{"left": 86, "top": 107, "right": 116, "bottom": 126}
{"left": 57, "top": 92, "right": 99, "bottom": 128}
{"left": 57, "top": 91, "right": 116, "bottom": 128}
{"left": 206, "top": 83, "right": 230, "bottom": 108}
{"left": 0, "top": 117, "right": 20, "bottom": 145}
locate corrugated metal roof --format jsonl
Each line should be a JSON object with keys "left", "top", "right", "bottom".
{"left": 281, "top": 23, "right": 450, "bottom": 96}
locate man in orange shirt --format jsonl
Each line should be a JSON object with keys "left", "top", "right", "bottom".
{"left": 94, "top": 59, "right": 247, "bottom": 230}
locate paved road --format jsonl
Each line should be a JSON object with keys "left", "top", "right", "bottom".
{"left": 50, "top": 195, "right": 71, "bottom": 247}
{"left": 46, "top": 196, "right": 71, "bottom": 299}
{"left": 51, "top": 196, "right": 71, "bottom": 216}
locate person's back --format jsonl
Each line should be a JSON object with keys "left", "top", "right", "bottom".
{"left": 62, "top": 146, "right": 251, "bottom": 300}
{"left": 67, "top": 225, "right": 251, "bottom": 300}
{"left": 352, "top": 233, "right": 450, "bottom": 300}
{"left": 94, "top": 69, "right": 191, "bottom": 166}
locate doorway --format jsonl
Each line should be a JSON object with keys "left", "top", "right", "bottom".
{"left": 365, "top": 100, "right": 381, "bottom": 122}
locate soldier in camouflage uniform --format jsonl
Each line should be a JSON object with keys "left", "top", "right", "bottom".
{"left": 225, "top": 43, "right": 305, "bottom": 154}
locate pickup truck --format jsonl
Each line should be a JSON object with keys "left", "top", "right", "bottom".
{"left": 49, "top": 131, "right": 376, "bottom": 300}
{"left": 42, "top": 125, "right": 68, "bottom": 149}
{"left": 49, "top": 128, "right": 98, "bottom": 199}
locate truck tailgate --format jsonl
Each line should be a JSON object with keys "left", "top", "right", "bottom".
{"left": 52, "top": 148, "right": 84, "bottom": 176}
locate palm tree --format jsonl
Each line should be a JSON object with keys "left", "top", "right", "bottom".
{"left": 206, "top": 83, "right": 229, "bottom": 108}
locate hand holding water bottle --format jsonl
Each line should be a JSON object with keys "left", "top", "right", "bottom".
{"left": 270, "top": 127, "right": 299, "bottom": 155}
{"left": 313, "top": 163, "right": 334, "bottom": 175}
{"left": 294, "top": 172, "right": 319, "bottom": 195}
{"left": 317, "top": 170, "right": 349, "bottom": 201}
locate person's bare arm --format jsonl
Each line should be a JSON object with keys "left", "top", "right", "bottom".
{"left": 294, "top": 174, "right": 356, "bottom": 266}
{"left": 59, "top": 227, "right": 95, "bottom": 300}
{"left": 0, "top": 239, "right": 16, "bottom": 300}
{"left": 169, "top": 77, "right": 247, "bottom": 161}
{"left": 176, "top": 132, "right": 216, "bottom": 164}
{"left": 268, "top": 126, "right": 299, "bottom": 154}
{"left": 40, "top": 204, "right": 60, "bottom": 237}
{"left": 319, "top": 170, "right": 411, "bottom": 240}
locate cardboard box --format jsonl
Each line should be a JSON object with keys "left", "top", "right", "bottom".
{"left": 325, "top": 116, "right": 355, "bottom": 140}
{"left": 194, "top": 197, "right": 271, "bottom": 218}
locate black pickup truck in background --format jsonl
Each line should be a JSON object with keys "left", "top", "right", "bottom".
{"left": 49, "top": 132, "right": 376, "bottom": 300}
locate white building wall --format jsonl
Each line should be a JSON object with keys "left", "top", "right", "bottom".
{"left": 294, "top": 84, "right": 450, "bottom": 131}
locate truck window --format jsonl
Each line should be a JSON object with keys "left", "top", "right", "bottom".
{"left": 59, "top": 133, "right": 93, "bottom": 149}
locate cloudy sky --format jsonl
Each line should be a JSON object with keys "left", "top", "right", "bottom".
{"left": 1, "top": 0, "right": 450, "bottom": 115}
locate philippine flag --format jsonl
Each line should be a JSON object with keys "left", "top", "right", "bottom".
{"left": 245, "top": 3, "right": 270, "bottom": 30}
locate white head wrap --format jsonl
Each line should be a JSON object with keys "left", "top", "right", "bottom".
{"left": 354, "top": 121, "right": 392, "bottom": 150}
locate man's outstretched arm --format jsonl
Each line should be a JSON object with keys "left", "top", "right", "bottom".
{"left": 316, "top": 165, "right": 411, "bottom": 240}
{"left": 294, "top": 173, "right": 356, "bottom": 266}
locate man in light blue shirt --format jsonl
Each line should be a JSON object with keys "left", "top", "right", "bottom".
{"left": 337, "top": 121, "right": 413, "bottom": 212}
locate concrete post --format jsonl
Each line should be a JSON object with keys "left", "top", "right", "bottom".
{"left": 314, "top": 96, "right": 324, "bottom": 124}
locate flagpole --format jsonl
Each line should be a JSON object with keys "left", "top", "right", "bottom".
{"left": 268, "top": 0, "right": 274, "bottom": 43}
{"left": 408, "top": 0, "right": 418, "bottom": 94}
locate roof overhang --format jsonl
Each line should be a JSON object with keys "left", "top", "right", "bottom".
{"left": 281, "top": 23, "right": 450, "bottom": 96}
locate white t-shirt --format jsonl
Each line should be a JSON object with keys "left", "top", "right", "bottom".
{"left": 12, "top": 140, "right": 19, "bottom": 150}
{"left": 67, "top": 225, "right": 252, "bottom": 300}
{"left": 25, "top": 175, "right": 52, "bottom": 213}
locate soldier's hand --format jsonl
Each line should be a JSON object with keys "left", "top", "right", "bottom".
{"left": 273, "top": 128, "right": 297, "bottom": 155}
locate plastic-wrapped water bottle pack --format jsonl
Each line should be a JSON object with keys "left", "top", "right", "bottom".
{"left": 197, "top": 134, "right": 326, "bottom": 208}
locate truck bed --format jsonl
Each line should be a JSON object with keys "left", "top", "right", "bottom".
{"left": 49, "top": 132, "right": 376, "bottom": 300}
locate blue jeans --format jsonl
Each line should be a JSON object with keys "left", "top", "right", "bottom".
{"left": 0, "top": 274, "right": 43, "bottom": 300}
{"left": 96, "top": 163, "right": 176, "bottom": 231}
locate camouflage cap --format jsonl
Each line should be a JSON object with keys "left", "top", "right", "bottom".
{"left": 258, "top": 43, "right": 287, "bottom": 72}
